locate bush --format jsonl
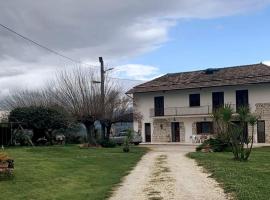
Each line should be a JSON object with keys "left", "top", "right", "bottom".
{"left": 123, "top": 129, "right": 133, "bottom": 153}
{"left": 9, "top": 106, "right": 72, "bottom": 144}
{"left": 13, "top": 129, "right": 34, "bottom": 146}
{"left": 98, "top": 140, "right": 116, "bottom": 148}
{"left": 196, "top": 138, "right": 231, "bottom": 152}
{"left": 54, "top": 123, "right": 87, "bottom": 144}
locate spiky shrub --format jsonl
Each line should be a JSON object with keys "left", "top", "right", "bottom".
{"left": 123, "top": 129, "right": 133, "bottom": 153}
{"left": 211, "top": 105, "right": 259, "bottom": 161}
{"left": 230, "top": 106, "right": 259, "bottom": 161}
{"left": 212, "top": 104, "right": 234, "bottom": 143}
{"left": 196, "top": 138, "right": 230, "bottom": 152}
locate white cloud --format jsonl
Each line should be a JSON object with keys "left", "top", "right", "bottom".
{"left": 263, "top": 61, "right": 270, "bottom": 66}
{"left": 113, "top": 64, "right": 162, "bottom": 81}
{"left": 0, "top": 0, "right": 269, "bottom": 96}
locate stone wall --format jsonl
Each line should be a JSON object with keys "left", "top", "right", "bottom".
{"left": 179, "top": 122, "right": 185, "bottom": 142}
{"left": 153, "top": 118, "right": 171, "bottom": 142}
{"left": 255, "top": 103, "right": 270, "bottom": 143}
{"left": 192, "top": 122, "right": 197, "bottom": 135}
{"left": 152, "top": 118, "right": 185, "bottom": 142}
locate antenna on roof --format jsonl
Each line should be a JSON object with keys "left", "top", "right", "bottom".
{"left": 205, "top": 68, "right": 219, "bottom": 75}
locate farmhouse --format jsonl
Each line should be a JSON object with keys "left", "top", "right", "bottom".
{"left": 128, "top": 63, "right": 270, "bottom": 143}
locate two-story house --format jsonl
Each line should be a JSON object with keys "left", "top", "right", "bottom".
{"left": 127, "top": 63, "right": 270, "bottom": 143}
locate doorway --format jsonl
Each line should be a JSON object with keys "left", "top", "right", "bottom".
{"left": 257, "top": 120, "right": 265, "bottom": 143}
{"left": 171, "top": 122, "right": 180, "bottom": 142}
{"left": 145, "top": 123, "right": 151, "bottom": 142}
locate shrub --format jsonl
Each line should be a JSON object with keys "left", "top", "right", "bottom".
{"left": 9, "top": 106, "right": 72, "bottom": 144}
{"left": 98, "top": 140, "right": 116, "bottom": 148}
{"left": 196, "top": 138, "right": 230, "bottom": 152}
{"left": 13, "top": 129, "right": 34, "bottom": 146}
{"left": 123, "top": 129, "right": 133, "bottom": 153}
{"left": 54, "top": 123, "right": 87, "bottom": 144}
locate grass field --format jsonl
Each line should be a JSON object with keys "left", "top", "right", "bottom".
{"left": 0, "top": 145, "right": 146, "bottom": 200}
{"left": 188, "top": 147, "right": 270, "bottom": 200}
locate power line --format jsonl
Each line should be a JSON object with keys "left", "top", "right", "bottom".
{"left": 109, "top": 77, "right": 144, "bottom": 82}
{"left": 0, "top": 23, "right": 98, "bottom": 68}
{"left": 0, "top": 22, "right": 144, "bottom": 83}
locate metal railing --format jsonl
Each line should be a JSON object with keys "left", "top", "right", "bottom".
{"left": 150, "top": 104, "right": 237, "bottom": 117}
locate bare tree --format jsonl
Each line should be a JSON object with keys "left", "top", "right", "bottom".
{"left": 1, "top": 89, "right": 53, "bottom": 110}
{"left": 50, "top": 68, "right": 102, "bottom": 144}
{"left": 1, "top": 67, "right": 139, "bottom": 145}
{"left": 103, "top": 90, "right": 131, "bottom": 140}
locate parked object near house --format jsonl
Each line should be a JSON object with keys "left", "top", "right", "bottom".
{"left": 127, "top": 63, "right": 270, "bottom": 143}
{"left": 111, "top": 122, "right": 133, "bottom": 136}
{"left": 110, "top": 130, "right": 142, "bottom": 145}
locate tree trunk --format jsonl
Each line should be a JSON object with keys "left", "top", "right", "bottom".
{"left": 245, "top": 125, "right": 255, "bottom": 160}
{"left": 84, "top": 122, "right": 96, "bottom": 145}
{"left": 101, "top": 122, "right": 106, "bottom": 141}
{"left": 105, "top": 123, "right": 112, "bottom": 141}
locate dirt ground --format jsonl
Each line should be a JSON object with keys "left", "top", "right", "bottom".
{"left": 109, "top": 145, "right": 229, "bottom": 200}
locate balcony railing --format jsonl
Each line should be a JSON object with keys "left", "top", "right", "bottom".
{"left": 150, "top": 105, "right": 237, "bottom": 117}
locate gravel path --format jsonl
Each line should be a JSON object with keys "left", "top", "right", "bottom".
{"left": 109, "top": 145, "right": 229, "bottom": 200}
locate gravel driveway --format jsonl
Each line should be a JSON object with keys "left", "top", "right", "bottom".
{"left": 109, "top": 145, "right": 229, "bottom": 200}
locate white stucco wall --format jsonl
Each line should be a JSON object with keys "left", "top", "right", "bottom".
{"left": 133, "top": 83, "right": 270, "bottom": 142}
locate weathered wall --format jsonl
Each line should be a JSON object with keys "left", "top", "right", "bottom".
{"left": 133, "top": 83, "right": 270, "bottom": 143}
{"left": 152, "top": 118, "right": 185, "bottom": 142}
{"left": 255, "top": 103, "right": 270, "bottom": 143}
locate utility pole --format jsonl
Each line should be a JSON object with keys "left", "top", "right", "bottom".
{"left": 98, "top": 57, "right": 114, "bottom": 140}
{"left": 99, "top": 57, "right": 106, "bottom": 140}
{"left": 99, "top": 57, "right": 105, "bottom": 118}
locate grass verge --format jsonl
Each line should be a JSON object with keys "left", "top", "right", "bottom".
{"left": 0, "top": 145, "right": 146, "bottom": 200}
{"left": 187, "top": 147, "right": 270, "bottom": 200}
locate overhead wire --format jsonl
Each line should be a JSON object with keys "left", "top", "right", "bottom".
{"left": 0, "top": 22, "right": 146, "bottom": 82}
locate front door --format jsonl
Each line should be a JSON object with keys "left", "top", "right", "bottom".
{"left": 171, "top": 122, "right": 180, "bottom": 142}
{"left": 145, "top": 123, "right": 151, "bottom": 142}
{"left": 257, "top": 120, "right": 265, "bottom": 143}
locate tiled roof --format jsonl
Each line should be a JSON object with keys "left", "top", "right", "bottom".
{"left": 127, "top": 63, "right": 270, "bottom": 93}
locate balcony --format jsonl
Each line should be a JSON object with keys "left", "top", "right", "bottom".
{"left": 150, "top": 105, "right": 237, "bottom": 117}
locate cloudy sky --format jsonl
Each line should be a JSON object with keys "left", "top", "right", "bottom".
{"left": 1, "top": 0, "right": 270, "bottom": 96}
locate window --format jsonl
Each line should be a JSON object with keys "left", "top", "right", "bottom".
{"left": 189, "top": 94, "right": 200, "bottom": 107}
{"left": 154, "top": 96, "right": 164, "bottom": 116}
{"left": 196, "top": 122, "right": 213, "bottom": 134}
{"left": 212, "top": 92, "right": 224, "bottom": 110}
{"left": 236, "top": 90, "right": 248, "bottom": 110}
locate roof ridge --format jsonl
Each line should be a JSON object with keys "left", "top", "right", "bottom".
{"left": 167, "top": 63, "right": 265, "bottom": 76}
{"left": 127, "top": 63, "right": 270, "bottom": 94}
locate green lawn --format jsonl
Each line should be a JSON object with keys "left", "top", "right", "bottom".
{"left": 188, "top": 147, "right": 270, "bottom": 200}
{"left": 0, "top": 145, "right": 146, "bottom": 200}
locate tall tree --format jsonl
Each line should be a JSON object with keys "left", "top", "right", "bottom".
{"left": 1, "top": 67, "right": 138, "bottom": 145}
{"left": 50, "top": 68, "right": 102, "bottom": 145}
